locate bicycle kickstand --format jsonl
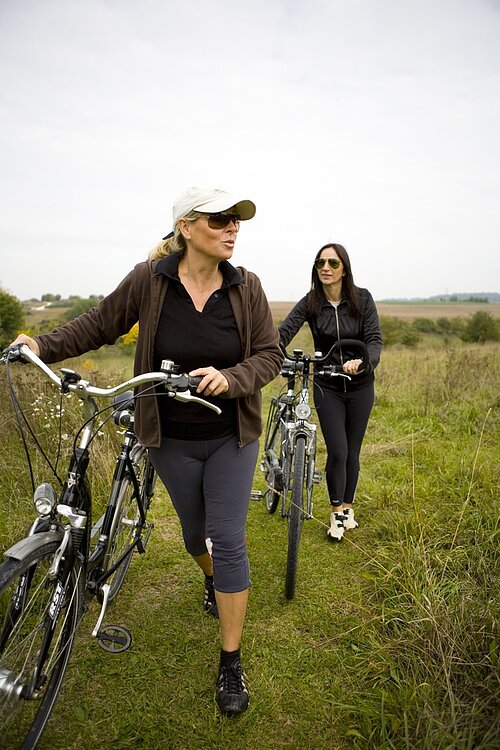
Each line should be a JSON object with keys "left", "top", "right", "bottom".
{"left": 92, "top": 583, "right": 132, "bottom": 653}
{"left": 92, "top": 583, "right": 111, "bottom": 638}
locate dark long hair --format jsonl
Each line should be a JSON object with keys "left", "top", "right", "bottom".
{"left": 306, "top": 243, "right": 361, "bottom": 317}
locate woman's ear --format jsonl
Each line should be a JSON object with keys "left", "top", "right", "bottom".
{"left": 178, "top": 218, "right": 191, "bottom": 240}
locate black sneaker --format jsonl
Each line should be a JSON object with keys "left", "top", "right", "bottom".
{"left": 204, "top": 576, "right": 219, "bottom": 619}
{"left": 216, "top": 658, "right": 249, "bottom": 715}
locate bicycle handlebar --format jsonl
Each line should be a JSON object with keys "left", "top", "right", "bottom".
{"left": 2, "top": 344, "right": 221, "bottom": 415}
{"left": 281, "top": 338, "right": 370, "bottom": 378}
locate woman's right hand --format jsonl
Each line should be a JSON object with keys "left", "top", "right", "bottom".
{"left": 9, "top": 334, "right": 40, "bottom": 357}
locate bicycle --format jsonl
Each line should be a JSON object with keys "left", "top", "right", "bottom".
{"left": 260, "top": 339, "right": 369, "bottom": 600}
{"left": 0, "top": 344, "right": 219, "bottom": 750}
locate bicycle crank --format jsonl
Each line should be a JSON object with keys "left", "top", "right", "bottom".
{"left": 96, "top": 625, "right": 132, "bottom": 653}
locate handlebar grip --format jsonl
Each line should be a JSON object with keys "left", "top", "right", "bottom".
{"left": 188, "top": 375, "right": 204, "bottom": 389}
{"left": 1, "top": 344, "right": 26, "bottom": 363}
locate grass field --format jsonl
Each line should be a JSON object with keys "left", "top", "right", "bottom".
{"left": 0, "top": 333, "right": 499, "bottom": 749}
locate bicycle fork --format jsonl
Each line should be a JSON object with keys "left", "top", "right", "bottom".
{"left": 282, "top": 423, "right": 318, "bottom": 521}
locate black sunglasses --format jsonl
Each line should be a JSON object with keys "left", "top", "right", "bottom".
{"left": 205, "top": 212, "right": 240, "bottom": 230}
{"left": 314, "top": 257, "right": 341, "bottom": 270}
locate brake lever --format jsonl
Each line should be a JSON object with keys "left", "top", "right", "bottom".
{"left": 173, "top": 390, "right": 222, "bottom": 415}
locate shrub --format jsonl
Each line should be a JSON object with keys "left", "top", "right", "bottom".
{"left": 379, "top": 315, "right": 406, "bottom": 346}
{"left": 62, "top": 296, "right": 103, "bottom": 323}
{"left": 0, "top": 288, "right": 24, "bottom": 348}
{"left": 413, "top": 317, "right": 438, "bottom": 334}
{"left": 461, "top": 311, "right": 500, "bottom": 343}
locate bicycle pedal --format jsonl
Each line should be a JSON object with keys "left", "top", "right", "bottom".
{"left": 97, "top": 625, "right": 132, "bottom": 653}
{"left": 250, "top": 490, "right": 263, "bottom": 500}
{"left": 313, "top": 470, "right": 322, "bottom": 483}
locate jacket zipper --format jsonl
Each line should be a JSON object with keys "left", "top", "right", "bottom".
{"left": 333, "top": 304, "right": 347, "bottom": 393}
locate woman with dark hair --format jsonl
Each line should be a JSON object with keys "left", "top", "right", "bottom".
{"left": 279, "top": 243, "right": 382, "bottom": 542}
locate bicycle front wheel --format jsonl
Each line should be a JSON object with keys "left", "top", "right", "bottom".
{"left": 0, "top": 541, "right": 83, "bottom": 749}
{"left": 285, "top": 435, "right": 306, "bottom": 600}
{"left": 263, "top": 399, "right": 284, "bottom": 514}
{"left": 104, "top": 447, "right": 156, "bottom": 601}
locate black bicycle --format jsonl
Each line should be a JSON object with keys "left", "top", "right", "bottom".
{"left": 0, "top": 344, "right": 219, "bottom": 749}
{"left": 261, "top": 339, "right": 369, "bottom": 599}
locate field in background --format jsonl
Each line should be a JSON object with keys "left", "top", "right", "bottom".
{"left": 270, "top": 300, "right": 500, "bottom": 321}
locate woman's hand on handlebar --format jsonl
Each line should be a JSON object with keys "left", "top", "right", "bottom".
{"left": 9, "top": 334, "right": 40, "bottom": 357}
{"left": 189, "top": 366, "right": 229, "bottom": 396}
{"left": 342, "top": 358, "right": 363, "bottom": 375}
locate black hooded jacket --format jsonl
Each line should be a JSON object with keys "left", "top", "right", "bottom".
{"left": 278, "top": 287, "right": 383, "bottom": 391}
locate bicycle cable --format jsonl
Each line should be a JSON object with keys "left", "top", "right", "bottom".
{"left": 4, "top": 355, "right": 64, "bottom": 491}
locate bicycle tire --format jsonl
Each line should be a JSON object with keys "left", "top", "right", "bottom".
{"left": 285, "top": 435, "right": 306, "bottom": 600}
{"left": 0, "top": 541, "right": 83, "bottom": 749}
{"left": 103, "top": 447, "right": 156, "bottom": 601}
{"left": 263, "top": 400, "right": 284, "bottom": 514}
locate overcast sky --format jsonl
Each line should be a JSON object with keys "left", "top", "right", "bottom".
{"left": 1, "top": 0, "right": 499, "bottom": 303}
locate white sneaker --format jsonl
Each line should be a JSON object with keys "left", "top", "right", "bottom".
{"left": 343, "top": 508, "right": 359, "bottom": 530}
{"left": 326, "top": 511, "right": 345, "bottom": 542}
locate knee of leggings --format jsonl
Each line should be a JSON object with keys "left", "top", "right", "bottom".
{"left": 183, "top": 535, "right": 209, "bottom": 557}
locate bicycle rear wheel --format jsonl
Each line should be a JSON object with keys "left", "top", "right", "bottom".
{"left": 285, "top": 436, "right": 306, "bottom": 600}
{"left": 0, "top": 541, "right": 83, "bottom": 749}
{"left": 104, "top": 447, "right": 156, "bottom": 601}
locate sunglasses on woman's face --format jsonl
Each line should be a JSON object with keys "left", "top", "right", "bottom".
{"left": 314, "top": 257, "right": 341, "bottom": 270}
{"left": 204, "top": 213, "right": 240, "bottom": 230}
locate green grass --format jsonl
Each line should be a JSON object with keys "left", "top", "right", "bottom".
{"left": 0, "top": 340, "right": 499, "bottom": 749}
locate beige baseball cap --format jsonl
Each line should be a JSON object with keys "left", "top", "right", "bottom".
{"left": 171, "top": 186, "right": 256, "bottom": 227}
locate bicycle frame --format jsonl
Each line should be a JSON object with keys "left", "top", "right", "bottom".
{"left": 278, "top": 352, "right": 318, "bottom": 520}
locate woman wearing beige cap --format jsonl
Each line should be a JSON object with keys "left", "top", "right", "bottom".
{"left": 11, "top": 186, "right": 283, "bottom": 716}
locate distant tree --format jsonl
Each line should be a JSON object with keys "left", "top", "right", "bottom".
{"left": 0, "top": 288, "right": 25, "bottom": 347}
{"left": 461, "top": 311, "right": 500, "bottom": 343}
{"left": 41, "top": 293, "right": 61, "bottom": 302}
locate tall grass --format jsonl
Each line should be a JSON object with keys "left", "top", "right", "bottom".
{"left": 0, "top": 341, "right": 498, "bottom": 749}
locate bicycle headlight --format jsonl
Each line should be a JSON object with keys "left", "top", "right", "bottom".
{"left": 295, "top": 403, "right": 311, "bottom": 419}
{"left": 33, "top": 483, "right": 57, "bottom": 516}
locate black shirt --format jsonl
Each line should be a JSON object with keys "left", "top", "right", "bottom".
{"left": 153, "top": 254, "right": 242, "bottom": 439}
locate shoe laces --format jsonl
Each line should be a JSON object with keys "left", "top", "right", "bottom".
{"left": 219, "top": 660, "right": 246, "bottom": 695}
{"left": 204, "top": 578, "right": 215, "bottom": 608}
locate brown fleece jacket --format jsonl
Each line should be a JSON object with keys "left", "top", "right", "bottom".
{"left": 35, "top": 260, "right": 283, "bottom": 447}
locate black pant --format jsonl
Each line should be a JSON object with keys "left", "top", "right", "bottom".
{"left": 313, "top": 380, "right": 375, "bottom": 506}
{"left": 149, "top": 435, "right": 259, "bottom": 593}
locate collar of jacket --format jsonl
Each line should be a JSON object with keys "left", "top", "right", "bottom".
{"left": 154, "top": 253, "right": 243, "bottom": 288}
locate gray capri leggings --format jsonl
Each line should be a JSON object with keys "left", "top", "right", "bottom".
{"left": 149, "top": 434, "right": 259, "bottom": 593}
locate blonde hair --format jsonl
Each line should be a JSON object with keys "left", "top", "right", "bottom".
{"left": 148, "top": 210, "right": 203, "bottom": 260}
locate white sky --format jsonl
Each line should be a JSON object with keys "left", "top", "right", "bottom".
{"left": 1, "top": 0, "right": 499, "bottom": 302}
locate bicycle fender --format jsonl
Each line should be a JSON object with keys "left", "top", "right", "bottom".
{"left": 293, "top": 427, "right": 311, "bottom": 442}
{"left": 3, "top": 531, "right": 64, "bottom": 561}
